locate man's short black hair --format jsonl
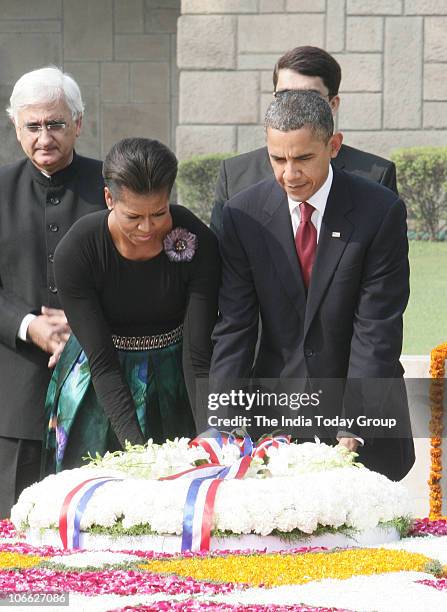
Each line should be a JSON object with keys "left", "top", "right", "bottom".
{"left": 265, "top": 90, "right": 334, "bottom": 142}
{"left": 273, "top": 46, "right": 342, "bottom": 97}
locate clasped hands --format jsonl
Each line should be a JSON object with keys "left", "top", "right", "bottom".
{"left": 26, "top": 306, "right": 71, "bottom": 368}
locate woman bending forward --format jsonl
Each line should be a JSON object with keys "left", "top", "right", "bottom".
{"left": 43, "top": 138, "right": 220, "bottom": 473}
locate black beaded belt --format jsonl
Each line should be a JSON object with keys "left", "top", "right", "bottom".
{"left": 112, "top": 324, "right": 183, "bottom": 351}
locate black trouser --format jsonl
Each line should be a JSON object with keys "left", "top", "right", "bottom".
{"left": 0, "top": 436, "right": 42, "bottom": 519}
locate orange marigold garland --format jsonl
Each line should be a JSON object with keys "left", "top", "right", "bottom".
{"left": 429, "top": 343, "right": 447, "bottom": 518}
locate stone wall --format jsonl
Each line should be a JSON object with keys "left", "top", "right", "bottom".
{"left": 0, "top": 0, "right": 180, "bottom": 165}
{"left": 177, "top": 0, "right": 447, "bottom": 160}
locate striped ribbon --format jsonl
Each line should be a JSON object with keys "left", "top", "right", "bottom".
{"left": 59, "top": 477, "right": 123, "bottom": 549}
{"left": 167, "top": 428, "right": 290, "bottom": 551}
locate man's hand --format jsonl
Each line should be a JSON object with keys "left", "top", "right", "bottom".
{"left": 336, "top": 437, "right": 360, "bottom": 452}
{"left": 40, "top": 306, "right": 70, "bottom": 331}
{"left": 27, "top": 307, "right": 71, "bottom": 367}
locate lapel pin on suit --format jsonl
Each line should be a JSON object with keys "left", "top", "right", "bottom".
{"left": 332, "top": 231, "right": 341, "bottom": 238}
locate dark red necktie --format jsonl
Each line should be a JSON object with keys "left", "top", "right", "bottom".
{"left": 295, "top": 201, "right": 317, "bottom": 288}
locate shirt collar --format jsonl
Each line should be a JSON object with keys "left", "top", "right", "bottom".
{"left": 27, "top": 151, "right": 78, "bottom": 186}
{"left": 287, "top": 164, "right": 333, "bottom": 217}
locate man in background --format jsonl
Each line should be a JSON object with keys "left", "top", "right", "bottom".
{"left": 0, "top": 66, "right": 105, "bottom": 517}
{"left": 211, "top": 46, "right": 397, "bottom": 235}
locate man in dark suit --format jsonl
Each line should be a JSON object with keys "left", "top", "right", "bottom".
{"left": 0, "top": 66, "right": 105, "bottom": 517}
{"left": 210, "top": 91, "right": 414, "bottom": 481}
{"left": 210, "top": 46, "right": 397, "bottom": 235}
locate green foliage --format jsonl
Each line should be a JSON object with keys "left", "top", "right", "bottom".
{"left": 382, "top": 515, "right": 413, "bottom": 538}
{"left": 424, "top": 559, "right": 444, "bottom": 577}
{"left": 83, "top": 518, "right": 407, "bottom": 542}
{"left": 403, "top": 241, "right": 447, "bottom": 354}
{"left": 391, "top": 147, "right": 447, "bottom": 241}
{"left": 176, "top": 153, "right": 235, "bottom": 225}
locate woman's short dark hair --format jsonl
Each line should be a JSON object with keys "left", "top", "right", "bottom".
{"left": 103, "top": 137, "right": 178, "bottom": 199}
{"left": 273, "top": 46, "right": 342, "bottom": 97}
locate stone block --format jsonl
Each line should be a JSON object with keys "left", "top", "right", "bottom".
{"left": 181, "top": 0, "right": 258, "bottom": 13}
{"left": 425, "top": 17, "right": 447, "bottom": 61}
{"left": 261, "top": 71, "right": 274, "bottom": 92}
{"left": 114, "top": 0, "right": 144, "bottom": 33}
{"left": 338, "top": 93, "right": 382, "bottom": 130}
{"left": 0, "top": 20, "right": 60, "bottom": 32}
{"left": 178, "top": 15, "right": 236, "bottom": 69}
{"left": 237, "top": 54, "right": 283, "bottom": 70}
{"left": 170, "top": 96, "right": 179, "bottom": 149}
{"left": 237, "top": 125, "right": 265, "bottom": 154}
{"left": 0, "top": 33, "right": 61, "bottom": 85}
{"left": 101, "top": 63, "right": 129, "bottom": 103}
{"left": 344, "top": 129, "right": 447, "bottom": 159}
{"left": 147, "top": 0, "right": 178, "bottom": 7}
{"left": 77, "top": 86, "right": 101, "bottom": 159}
{"left": 0, "top": 85, "right": 23, "bottom": 165}
{"left": 384, "top": 17, "right": 422, "bottom": 128}
{"left": 170, "top": 35, "right": 179, "bottom": 97}
{"left": 335, "top": 54, "right": 382, "bottom": 92}
{"left": 423, "top": 102, "right": 447, "bottom": 128}
{"left": 286, "top": 0, "right": 326, "bottom": 11}
{"left": 261, "top": 93, "right": 274, "bottom": 121}
{"left": 0, "top": 0, "right": 61, "bottom": 19}
{"left": 115, "top": 34, "right": 170, "bottom": 60}
{"left": 424, "top": 64, "right": 447, "bottom": 100}
{"left": 145, "top": 7, "right": 179, "bottom": 33}
{"left": 176, "top": 125, "right": 236, "bottom": 159}
{"left": 180, "top": 71, "right": 259, "bottom": 124}
{"left": 326, "top": 0, "right": 345, "bottom": 53}
{"left": 347, "top": 0, "right": 402, "bottom": 14}
{"left": 238, "top": 14, "right": 324, "bottom": 53}
{"left": 64, "top": 0, "right": 113, "bottom": 61}
{"left": 346, "top": 17, "right": 383, "bottom": 51}
{"left": 102, "top": 103, "right": 170, "bottom": 155}
{"left": 405, "top": 0, "right": 447, "bottom": 14}
{"left": 64, "top": 62, "right": 100, "bottom": 86}
{"left": 260, "top": 0, "right": 285, "bottom": 11}
{"left": 130, "top": 62, "right": 169, "bottom": 103}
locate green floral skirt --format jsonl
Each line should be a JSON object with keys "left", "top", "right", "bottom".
{"left": 42, "top": 334, "right": 195, "bottom": 475}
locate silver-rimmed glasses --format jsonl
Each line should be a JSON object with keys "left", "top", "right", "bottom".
{"left": 21, "top": 121, "right": 68, "bottom": 134}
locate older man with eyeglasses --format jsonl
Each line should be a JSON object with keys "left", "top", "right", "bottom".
{"left": 0, "top": 66, "right": 105, "bottom": 517}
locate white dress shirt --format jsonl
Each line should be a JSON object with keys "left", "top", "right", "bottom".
{"left": 287, "top": 165, "right": 333, "bottom": 242}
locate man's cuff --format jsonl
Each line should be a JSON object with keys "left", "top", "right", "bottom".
{"left": 336, "top": 430, "right": 365, "bottom": 446}
{"left": 17, "top": 313, "right": 37, "bottom": 342}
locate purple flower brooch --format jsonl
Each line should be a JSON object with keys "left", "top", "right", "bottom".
{"left": 163, "top": 227, "right": 198, "bottom": 263}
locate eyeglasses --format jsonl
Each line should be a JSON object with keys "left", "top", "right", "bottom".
{"left": 21, "top": 121, "right": 68, "bottom": 134}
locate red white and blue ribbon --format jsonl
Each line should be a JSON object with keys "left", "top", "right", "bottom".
{"left": 252, "top": 434, "right": 290, "bottom": 459}
{"left": 167, "top": 428, "right": 289, "bottom": 552}
{"left": 59, "top": 476, "right": 123, "bottom": 549}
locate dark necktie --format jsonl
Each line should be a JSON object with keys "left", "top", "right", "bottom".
{"left": 295, "top": 201, "right": 317, "bottom": 288}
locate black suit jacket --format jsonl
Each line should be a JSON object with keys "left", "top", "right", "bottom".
{"left": 0, "top": 153, "right": 105, "bottom": 439}
{"left": 210, "top": 169, "right": 414, "bottom": 480}
{"left": 210, "top": 144, "right": 397, "bottom": 234}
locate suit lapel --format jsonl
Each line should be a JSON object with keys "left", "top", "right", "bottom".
{"left": 261, "top": 181, "right": 307, "bottom": 315}
{"left": 304, "top": 169, "right": 354, "bottom": 336}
